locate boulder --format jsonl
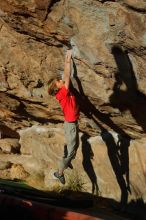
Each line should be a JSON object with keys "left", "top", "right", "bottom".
{"left": 0, "top": 0, "right": 146, "bottom": 209}
{"left": 0, "top": 138, "right": 20, "bottom": 153}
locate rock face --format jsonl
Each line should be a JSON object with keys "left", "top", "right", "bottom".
{"left": 1, "top": 125, "right": 146, "bottom": 203}
{"left": 0, "top": 0, "right": 146, "bottom": 205}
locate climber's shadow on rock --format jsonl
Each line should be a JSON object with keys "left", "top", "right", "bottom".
{"left": 71, "top": 58, "right": 131, "bottom": 203}
{"left": 101, "top": 129, "right": 131, "bottom": 207}
{"left": 71, "top": 59, "right": 131, "bottom": 137}
{"left": 110, "top": 46, "right": 146, "bottom": 133}
{"left": 81, "top": 132, "right": 99, "bottom": 195}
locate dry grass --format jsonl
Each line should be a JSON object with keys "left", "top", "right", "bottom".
{"left": 51, "top": 171, "right": 86, "bottom": 194}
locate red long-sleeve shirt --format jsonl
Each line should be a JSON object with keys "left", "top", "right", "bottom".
{"left": 56, "top": 86, "right": 80, "bottom": 122}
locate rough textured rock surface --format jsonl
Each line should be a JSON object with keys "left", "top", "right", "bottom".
{"left": 0, "top": 0, "right": 146, "bottom": 208}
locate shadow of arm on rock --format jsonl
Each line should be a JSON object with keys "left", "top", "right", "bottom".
{"left": 110, "top": 46, "right": 146, "bottom": 133}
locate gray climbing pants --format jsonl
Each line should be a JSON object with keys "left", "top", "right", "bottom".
{"left": 59, "top": 121, "right": 79, "bottom": 172}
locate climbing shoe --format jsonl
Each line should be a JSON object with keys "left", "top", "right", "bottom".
{"left": 54, "top": 171, "right": 65, "bottom": 185}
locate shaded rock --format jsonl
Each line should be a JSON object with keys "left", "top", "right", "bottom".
{"left": 35, "top": 0, "right": 54, "bottom": 20}
{"left": 0, "top": 161, "right": 11, "bottom": 170}
{"left": 123, "top": 0, "right": 146, "bottom": 12}
{"left": 0, "top": 0, "right": 54, "bottom": 20}
{"left": 0, "top": 123, "right": 20, "bottom": 138}
{"left": 0, "top": 93, "right": 20, "bottom": 112}
{"left": 0, "top": 138, "right": 20, "bottom": 153}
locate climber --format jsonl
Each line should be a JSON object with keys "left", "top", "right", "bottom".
{"left": 48, "top": 49, "right": 80, "bottom": 184}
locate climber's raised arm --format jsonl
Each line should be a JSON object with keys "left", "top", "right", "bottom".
{"left": 64, "top": 49, "right": 72, "bottom": 89}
